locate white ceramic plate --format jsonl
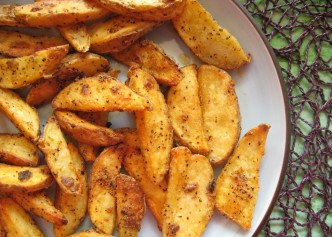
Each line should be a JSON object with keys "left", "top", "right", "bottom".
{"left": 0, "top": 0, "right": 290, "bottom": 236}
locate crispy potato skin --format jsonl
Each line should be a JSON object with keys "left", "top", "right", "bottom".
{"left": 198, "top": 65, "right": 241, "bottom": 165}
{"left": 116, "top": 174, "right": 145, "bottom": 237}
{"left": 89, "top": 16, "right": 158, "bottom": 54}
{"left": 10, "top": 191, "right": 67, "bottom": 226}
{"left": 88, "top": 146, "right": 123, "bottom": 234}
{"left": 96, "top": 0, "right": 185, "bottom": 21}
{"left": 162, "top": 147, "right": 215, "bottom": 237}
{"left": 112, "top": 39, "right": 183, "bottom": 86}
{"left": 215, "top": 124, "right": 270, "bottom": 230}
{"left": 55, "top": 110, "right": 123, "bottom": 146}
{"left": 54, "top": 143, "right": 88, "bottom": 237}
{"left": 0, "top": 29, "right": 67, "bottom": 57}
{"left": 0, "top": 197, "right": 44, "bottom": 237}
{"left": 0, "top": 164, "right": 53, "bottom": 193}
{"left": 0, "top": 5, "right": 25, "bottom": 27}
{"left": 59, "top": 23, "right": 90, "bottom": 53}
{"left": 0, "top": 45, "right": 69, "bottom": 89}
{"left": 52, "top": 73, "right": 150, "bottom": 112}
{"left": 68, "top": 231, "right": 115, "bottom": 237}
{"left": 172, "top": 0, "right": 251, "bottom": 70}
{"left": 38, "top": 115, "right": 83, "bottom": 195}
{"left": 120, "top": 128, "right": 167, "bottom": 230}
{"left": 14, "top": 0, "right": 110, "bottom": 27}
{"left": 0, "top": 133, "right": 39, "bottom": 166}
{"left": 128, "top": 67, "right": 173, "bottom": 184}
{"left": 167, "top": 65, "right": 209, "bottom": 155}
{"left": 0, "top": 88, "right": 40, "bottom": 141}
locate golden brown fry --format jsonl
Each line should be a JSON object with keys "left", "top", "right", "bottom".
{"left": 167, "top": 65, "right": 209, "bottom": 155}
{"left": 128, "top": 66, "right": 173, "bottom": 184}
{"left": 0, "top": 197, "right": 44, "bottom": 237}
{"left": 14, "top": 0, "right": 110, "bottom": 27}
{"left": 38, "top": 115, "right": 82, "bottom": 195}
{"left": 58, "top": 23, "right": 90, "bottom": 53}
{"left": 112, "top": 39, "right": 182, "bottom": 86}
{"left": 172, "top": 0, "right": 251, "bottom": 70}
{"left": 0, "top": 5, "right": 25, "bottom": 27}
{"left": 55, "top": 110, "right": 123, "bottom": 146}
{"left": 162, "top": 147, "right": 215, "bottom": 237}
{"left": 119, "top": 128, "right": 166, "bottom": 229}
{"left": 198, "top": 65, "right": 241, "bottom": 165}
{"left": 88, "top": 146, "right": 123, "bottom": 234}
{"left": 10, "top": 191, "right": 67, "bottom": 226}
{"left": 89, "top": 16, "right": 158, "bottom": 54}
{"left": 0, "top": 29, "right": 67, "bottom": 57}
{"left": 26, "top": 52, "right": 110, "bottom": 107}
{"left": 52, "top": 73, "right": 150, "bottom": 112}
{"left": 0, "top": 164, "right": 53, "bottom": 193}
{"left": 116, "top": 174, "right": 145, "bottom": 237}
{"left": 54, "top": 143, "right": 88, "bottom": 237}
{"left": 0, "top": 133, "right": 39, "bottom": 166}
{"left": 0, "top": 45, "right": 69, "bottom": 89}
{"left": 95, "top": 0, "right": 185, "bottom": 21}
{"left": 0, "top": 88, "right": 40, "bottom": 141}
{"left": 215, "top": 124, "right": 270, "bottom": 230}
{"left": 68, "top": 230, "right": 114, "bottom": 237}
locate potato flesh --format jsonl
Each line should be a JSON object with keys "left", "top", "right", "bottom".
{"left": 162, "top": 147, "right": 215, "bottom": 237}
{"left": 172, "top": 0, "right": 250, "bottom": 70}
{"left": 59, "top": 23, "right": 90, "bottom": 53}
{"left": 198, "top": 65, "right": 241, "bottom": 165}
{"left": 167, "top": 65, "right": 209, "bottom": 155}
{"left": 215, "top": 124, "right": 270, "bottom": 230}
{"left": 128, "top": 67, "right": 173, "bottom": 184}
{"left": 0, "top": 88, "right": 40, "bottom": 141}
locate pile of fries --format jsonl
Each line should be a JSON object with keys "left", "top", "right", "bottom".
{"left": 0, "top": 0, "right": 270, "bottom": 236}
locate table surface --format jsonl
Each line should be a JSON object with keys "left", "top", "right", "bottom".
{"left": 239, "top": 0, "right": 331, "bottom": 236}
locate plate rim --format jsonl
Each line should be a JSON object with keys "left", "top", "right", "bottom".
{"left": 232, "top": 1, "right": 291, "bottom": 236}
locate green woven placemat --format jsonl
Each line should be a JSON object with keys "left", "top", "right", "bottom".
{"left": 239, "top": 0, "right": 332, "bottom": 236}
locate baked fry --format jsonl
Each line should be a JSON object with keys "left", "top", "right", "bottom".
{"left": 0, "top": 133, "right": 39, "bottom": 166}
{"left": 0, "top": 88, "right": 40, "bottom": 141}
{"left": 198, "top": 65, "right": 241, "bottom": 165}
{"left": 162, "top": 147, "right": 215, "bottom": 237}
{"left": 68, "top": 230, "right": 115, "bottom": 237}
{"left": 112, "top": 39, "right": 183, "bottom": 86}
{"left": 172, "top": 0, "right": 251, "bottom": 70}
{"left": 167, "top": 65, "right": 209, "bottom": 155}
{"left": 215, "top": 124, "right": 270, "bottom": 229}
{"left": 128, "top": 66, "right": 173, "bottom": 184}
{"left": 0, "top": 164, "right": 53, "bottom": 193}
{"left": 59, "top": 23, "right": 90, "bottom": 53}
{"left": 0, "top": 5, "right": 25, "bottom": 27}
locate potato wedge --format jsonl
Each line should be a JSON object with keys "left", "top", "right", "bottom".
{"left": 58, "top": 23, "right": 90, "bottom": 53}
{"left": 0, "top": 164, "right": 53, "bottom": 193}
{"left": 128, "top": 66, "right": 173, "bottom": 184}
{"left": 38, "top": 115, "right": 83, "bottom": 195}
{"left": 198, "top": 65, "right": 241, "bottom": 165}
{"left": 0, "top": 45, "right": 69, "bottom": 89}
{"left": 68, "top": 231, "right": 114, "bottom": 237}
{"left": 55, "top": 110, "right": 123, "bottom": 146}
{"left": 215, "top": 124, "right": 270, "bottom": 230}
{"left": 0, "top": 88, "right": 40, "bottom": 141}
{"left": 26, "top": 52, "right": 110, "bottom": 107}
{"left": 14, "top": 0, "right": 110, "bottom": 27}
{"left": 167, "top": 65, "right": 209, "bottom": 155}
{"left": 54, "top": 143, "right": 88, "bottom": 237}
{"left": 112, "top": 39, "right": 182, "bottom": 86}
{"left": 0, "top": 133, "right": 39, "bottom": 166}
{"left": 96, "top": 0, "right": 185, "bottom": 21}
{"left": 0, "top": 197, "right": 44, "bottom": 237}
{"left": 88, "top": 146, "right": 123, "bottom": 234}
{"left": 119, "top": 128, "right": 166, "bottom": 229}
{"left": 10, "top": 191, "right": 67, "bottom": 225}
{"left": 52, "top": 73, "right": 150, "bottom": 112}
{"left": 0, "top": 5, "right": 25, "bottom": 27}
{"left": 162, "top": 147, "right": 215, "bottom": 237}
{"left": 172, "top": 0, "right": 251, "bottom": 70}
{"left": 116, "top": 174, "right": 145, "bottom": 237}
{"left": 89, "top": 16, "right": 158, "bottom": 54}
{"left": 77, "top": 112, "right": 109, "bottom": 162}
{"left": 0, "top": 29, "right": 67, "bottom": 57}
